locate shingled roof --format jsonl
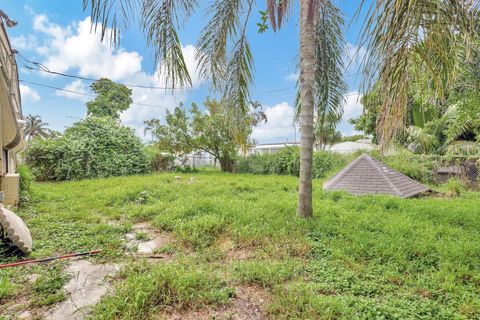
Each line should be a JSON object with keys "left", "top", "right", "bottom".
{"left": 323, "top": 154, "right": 429, "bottom": 198}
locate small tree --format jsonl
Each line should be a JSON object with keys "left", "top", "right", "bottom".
{"left": 148, "top": 99, "right": 266, "bottom": 172}
{"left": 154, "top": 106, "right": 195, "bottom": 165}
{"left": 191, "top": 99, "right": 238, "bottom": 172}
{"left": 86, "top": 78, "right": 133, "bottom": 119}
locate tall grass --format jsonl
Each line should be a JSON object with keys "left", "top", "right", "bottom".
{"left": 1, "top": 172, "right": 479, "bottom": 318}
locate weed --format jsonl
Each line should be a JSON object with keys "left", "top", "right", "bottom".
{"left": 91, "top": 262, "right": 234, "bottom": 319}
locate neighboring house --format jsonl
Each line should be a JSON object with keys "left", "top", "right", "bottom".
{"left": 0, "top": 17, "right": 25, "bottom": 206}
{"left": 326, "top": 139, "right": 377, "bottom": 154}
{"left": 248, "top": 142, "right": 300, "bottom": 155}
{"left": 247, "top": 139, "right": 377, "bottom": 156}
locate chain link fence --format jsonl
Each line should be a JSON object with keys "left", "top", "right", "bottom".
{"left": 431, "top": 157, "right": 479, "bottom": 188}
{"left": 177, "top": 153, "right": 218, "bottom": 168}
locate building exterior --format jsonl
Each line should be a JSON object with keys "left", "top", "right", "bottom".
{"left": 326, "top": 139, "right": 377, "bottom": 154}
{"left": 247, "top": 142, "right": 300, "bottom": 155}
{"left": 0, "top": 17, "right": 25, "bottom": 206}
{"left": 248, "top": 139, "right": 377, "bottom": 156}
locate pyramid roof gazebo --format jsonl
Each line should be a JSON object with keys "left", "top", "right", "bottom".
{"left": 323, "top": 154, "right": 429, "bottom": 198}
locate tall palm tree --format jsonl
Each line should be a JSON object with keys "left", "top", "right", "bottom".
{"left": 83, "top": 0, "right": 346, "bottom": 218}
{"left": 23, "top": 115, "right": 51, "bottom": 142}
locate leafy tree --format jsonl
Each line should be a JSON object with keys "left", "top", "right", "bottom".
{"left": 350, "top": 86, "right": 381, "bottom": 143}
{"left": 354, "top": 47, "right": 480, "bottom": 154}
{"left": 86, "top": 78, "right": 133, "bottom": 119}
{"left": 23, "top": 115, "right": 53, "bottom": 142}
{"left": 191, "top": 99, "right": 238, "bottom": 172}
{"left": 149, "top": 99, "right": 266, "bottom": 172}
{"left": 25, "top": 117, "right": 149, "bottom": 181}
{"left": 154, "top": 105, "right": 195, "bottom": 165}
{"left": 359, "top": 1, "right": 479, "bottom": 146}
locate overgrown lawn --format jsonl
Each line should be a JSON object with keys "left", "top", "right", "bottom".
{"left": 1, "top": 172, "right": 479, "bottom": 319}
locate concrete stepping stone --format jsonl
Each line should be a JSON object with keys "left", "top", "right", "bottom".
{"left": 44, "top": 260, "right": 119, "bottom": 320}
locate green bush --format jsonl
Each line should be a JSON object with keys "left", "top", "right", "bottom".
{"left": 376, "top": 151, "right": 435, "bottom": 184}
{"left": 236, "top": 148, "right": 347, "bottom": 179}
{"left": 17, "top": 164, "right": 33, "bottom": 206}
{"left": 445, "top": 178, "right": 464, "bottom": 196}
{"left": 144, "top": 146, "right": 175, "bottom": 172}
{"left": 25, "top": 117, "right": 150, "bottom": 181}
{"left": 272, "top": 147, "right": 301, "bottom": 176}
{"left": 236, "top": 153, "right": 275, "bottom": 175}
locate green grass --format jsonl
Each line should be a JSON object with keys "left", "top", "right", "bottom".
{"left": 1, "top": 171, "right": 480, "bottom": 319}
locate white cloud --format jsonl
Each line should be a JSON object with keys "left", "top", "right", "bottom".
{"left": 56, "top": 80, "right": 90, "bottom": 102}
{"left": 285, "top": 72, "right": 299, "bottom": 82}
{"left": 343, "top": 92, "right": 363, "bottom": 119}
{"left": 20, "top": 84, "right": 40, "bottom": 102}
{"left": 252, "top": 102, "right": 297, "bottom": 142}
{"left": 251, "top": 93, "right": 364, "bottom": 143}
{"left": 11, "top": 34, "right": 38, "bottom": 51}
{"left": 346, "top": 43, "right": 366, "bottom": 73}
{"left": 30, "top": 14, "right": 203, "bottom": 136}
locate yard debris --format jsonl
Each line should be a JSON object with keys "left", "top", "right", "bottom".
{"left": 0, "top": 206, "right": 32, "bottom": 254}
{"left": 175, "top": 176, "right": 181, "bottom": 182}
{"left": 0, "top": 250, "right": 102, "bottom": 269}
{"left": 189, "top": 177, "right": 196, "bottom": 184}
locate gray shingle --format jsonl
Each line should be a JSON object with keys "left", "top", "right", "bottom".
{"left": 323, "top": 154, "right": 429, "bottom": 198}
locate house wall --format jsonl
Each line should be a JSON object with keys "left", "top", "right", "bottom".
{"left": 0, "top": 22, "right": 24, "bottom": 205}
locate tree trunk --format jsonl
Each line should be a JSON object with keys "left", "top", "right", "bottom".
{"left": 297, "top": 0, "right": 315, "bottom": 218}
{"left": 219, "top": 157, "right": 235, "bottom": 172}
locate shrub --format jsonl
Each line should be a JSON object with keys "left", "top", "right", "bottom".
{"left": 144, "top": 146, "right": 175, "bottom": 172}
{"left": 25, "top": 117, "right": 150, "bottom": 181}
{"left": 377, "top": 151, "right": 435, "bottom": 184}
{"left": 236, "top": 153, "right": 276, "bottom": 175}
{"left": 17, "top": 164, "right": 33, "bottom": 206}
{"left": 445, "top": 178, "right": 464, "bottom": 197}
{"left": 272, "top": 147, "right": 301, "bottom": 176}
{"left": 236, "top": 148, "right": 346, "bottom": 179}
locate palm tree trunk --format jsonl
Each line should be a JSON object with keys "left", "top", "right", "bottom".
{"left": 297, "top": 0, "right": 315, "bottom": 218}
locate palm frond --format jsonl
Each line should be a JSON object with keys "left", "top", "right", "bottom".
{"left": 196, "top": 0, "right": 243, "bottom": 89}
{"left": 358, "top": 0, "right": 480, "bottom": 146}
{"left": 267, "top": 0, "right": 292, "bottom": 31}
{"left": 83, "top": 0, "right": 138, "bottom": 45}
{"left": 221, "top": 0, "right": 255, "bottom": 118}
{"left": 314, "top": 1, "right": 347, "bottom": 137}
{"left": 141, "top": 0, "right": 199, "bottom": 88}
{"left": 84, "top": 0, "right": 197, "bottom": 88}
{"left": 406, "top": 125, "right": 439, "bottom": 154}
{"left": 446, "top": 140, "right": 480, "bottom": 156}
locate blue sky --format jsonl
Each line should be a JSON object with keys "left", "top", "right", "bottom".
{"left": 3, "top": 0, "right": 369, "bottom": 143}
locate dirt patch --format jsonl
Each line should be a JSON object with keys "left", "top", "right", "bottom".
{"left": 126, "top": 222, "right": 174, "bottom": 257}
{"left": 157, "top": 285, "right": 271, "bottom": 320}
{"left": 218, "top": 237, "right": 256, "bottom": 262}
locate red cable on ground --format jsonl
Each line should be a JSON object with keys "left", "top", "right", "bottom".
{"left": 0, "top": 250, "right": 102, "bottom": 269}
